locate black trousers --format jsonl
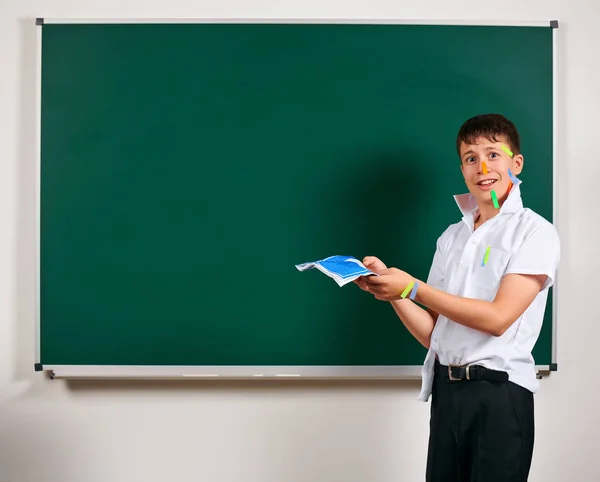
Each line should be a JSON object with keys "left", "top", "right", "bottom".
{"left": 426, "top": 363, "right": 535, "bottom": 482}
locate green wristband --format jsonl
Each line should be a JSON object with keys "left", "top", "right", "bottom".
{"left": 401, "top": 281, "right": 414, "bottom": 299}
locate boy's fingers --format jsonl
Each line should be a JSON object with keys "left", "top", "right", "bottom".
{"left": 354, "top": 277, "right": 370, "bottom": 292}
{"left": 365, "top": 282, "right": 380, "bottom": 292}
{"left": 365, "top": 274, "right": 385, "bottom": 284}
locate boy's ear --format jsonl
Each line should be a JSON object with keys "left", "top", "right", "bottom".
{"left": 512, "top": 154, "right": 524, "bottom": 175}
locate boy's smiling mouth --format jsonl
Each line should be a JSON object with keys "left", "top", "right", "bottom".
{"left": 476, "top": 178, "right": 498, "bottom": 190}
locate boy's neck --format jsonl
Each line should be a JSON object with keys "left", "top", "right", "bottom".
{"left": 474, "top": 204, "right": 499, "bottom": 230}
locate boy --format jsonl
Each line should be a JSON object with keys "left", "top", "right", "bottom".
{"left": 355, "top": 114, "right": 560, "bottom": 481}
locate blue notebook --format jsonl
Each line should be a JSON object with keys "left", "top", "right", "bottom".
{"left": 295, "top": 255, "right": 377, "bottom": 286}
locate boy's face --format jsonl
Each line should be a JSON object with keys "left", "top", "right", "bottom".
{"left": 459, "top": 135, "right": 524, "bottom": 205}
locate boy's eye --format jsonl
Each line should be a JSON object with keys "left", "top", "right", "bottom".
{"left": 490, "top": 152, "right": 498, "bottom": 158}
{"left": 467, "top": 157, "right": 476, "bottom": 163}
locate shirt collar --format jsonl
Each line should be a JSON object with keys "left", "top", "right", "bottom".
{"left": 453, "top": 180, "right": 524, "bottom": 228}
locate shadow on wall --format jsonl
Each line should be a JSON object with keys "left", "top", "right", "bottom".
{"left": 60, "top": 377, "right": 421, "bottom": 396}
{"left": 14, "top": 18, "right": 37, "bottom": 386}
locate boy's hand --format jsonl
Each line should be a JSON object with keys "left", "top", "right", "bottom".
{"left": 364, "top": 268, "right": 416, "bottom": 301}
{"left": 362, "top": 256, "right": 387, "bottom": 273}
{"left": 353, "top": 256, "right": 387, "bottom": 292}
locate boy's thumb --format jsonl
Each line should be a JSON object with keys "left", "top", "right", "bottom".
{"left": 363, "top": 256, "right": 375, "bottom": 265}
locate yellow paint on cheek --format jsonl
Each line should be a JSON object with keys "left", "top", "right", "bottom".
{"left": 501, "top": 144, "right": 513, "bottom": 157}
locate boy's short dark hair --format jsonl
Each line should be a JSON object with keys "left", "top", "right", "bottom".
{"left": 456, "top": 114, "right": 521, "bottom": 158}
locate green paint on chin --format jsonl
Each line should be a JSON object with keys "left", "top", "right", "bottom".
{"left": 491, "top": 190, "right": 499, "bottom": 209}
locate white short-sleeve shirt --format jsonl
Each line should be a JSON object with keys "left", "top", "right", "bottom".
{"left": 418, "top": 181, "right": 560, "bottom": 402}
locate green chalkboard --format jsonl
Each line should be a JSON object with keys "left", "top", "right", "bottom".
{"left": 38, "top": 22, "right": 556, "bottom": 374}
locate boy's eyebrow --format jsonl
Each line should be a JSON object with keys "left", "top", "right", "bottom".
{"left": 462, "top": 146, "right": 502, "bottom": 156}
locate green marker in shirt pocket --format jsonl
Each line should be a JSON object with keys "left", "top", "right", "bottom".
{"left": 472, "top": 247, "right": 511, "bottom": 292}
{"left": 482, "top": 246, "right": 491, "bottom": 266}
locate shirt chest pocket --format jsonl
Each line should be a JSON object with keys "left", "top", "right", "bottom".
{"left": 471, "top": 247, "right": 511, "bottom": 294}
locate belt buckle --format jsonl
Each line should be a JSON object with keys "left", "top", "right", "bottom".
{"left": 448, "top": 364, "right": 471, "bottom": 381}
{"left": 448, "top": 364, "right": 462, "bottom": 381}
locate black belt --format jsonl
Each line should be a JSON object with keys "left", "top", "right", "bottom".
{"left": 434, "top": 360, "right": 509, "bottom": 382}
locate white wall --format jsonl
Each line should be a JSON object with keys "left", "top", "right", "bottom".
{"left": 1, "top": 1, "right": 598, "bottom": 481}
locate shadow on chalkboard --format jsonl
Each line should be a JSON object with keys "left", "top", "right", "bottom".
{"left": 61, "top": 147, "right": 431, "bottom": 391}
{"left": 333, "top": 147, "right": 433, "bottom": 366}
{"left": 62, "top": 147, "right": 431, "bottom": 393}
